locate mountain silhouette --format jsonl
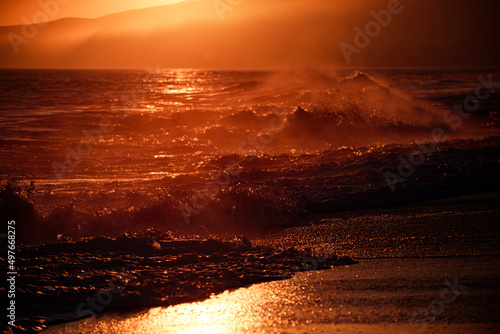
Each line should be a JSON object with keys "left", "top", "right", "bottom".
{"left": 0, "top": 0, "right": 498, "bottom": 69}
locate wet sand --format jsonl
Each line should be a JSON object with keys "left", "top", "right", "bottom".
{"left": 44, "top": 256, "right": 499, "bottom": 333}
{"left": 43, "top": 191, "right": 500, "bottom": 333}
{"left": 253, "top": 190, "right": 500, "bottom": 259}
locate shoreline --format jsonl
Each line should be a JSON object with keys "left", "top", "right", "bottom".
{"left": 252, "top": 190, "right": 500, "bottom": 259}
{"left": 37, "top": 191, "right": 500, "bottom": 333}
{"left": 43, "top": 256, "right": 500, "bottom": 333}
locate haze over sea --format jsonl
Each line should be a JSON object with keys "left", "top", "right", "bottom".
{"left": 1, "top": 68, "right": 499, "bottom": 236}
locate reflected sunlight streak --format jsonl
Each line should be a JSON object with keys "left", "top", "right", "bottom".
{"left": 54, "top": 277, "right": 307, "bottom": 334}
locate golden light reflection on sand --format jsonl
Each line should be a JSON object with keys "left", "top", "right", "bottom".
{"left": 126, "top": 284, "right": 285, "bottom": 334}
{"left": 41, "top": 258, "right": 500, "bottom": 334}
{"left": 48, "top": 275, "right": 308, "bottom": 334}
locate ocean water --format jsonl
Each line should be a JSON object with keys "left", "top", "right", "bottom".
{"left": 0, "top": 68, "right": 499, "bottom": 239}
{"left": 1, "top": 68, "right": 500, "bottom": 332}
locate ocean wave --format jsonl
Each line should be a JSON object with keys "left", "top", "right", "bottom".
{"left": 3, "top": 137, "right": 499, "bottom": 245}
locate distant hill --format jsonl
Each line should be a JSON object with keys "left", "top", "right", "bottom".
{"left": 0, "top": 0, "right": 498, "bottom": 69}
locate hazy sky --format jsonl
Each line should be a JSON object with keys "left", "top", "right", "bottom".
{"left": 0, "top": 0, "right": 498, "bottom": 69}
{"left": 0, "top": 0, "right": 185, "bottom": 26}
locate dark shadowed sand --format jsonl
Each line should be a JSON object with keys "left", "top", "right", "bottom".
{"left": 252, "top": 190, "right": 500, "bottom": 259}
{"left": 43, "top": 191, "right": 500, "bottom": 333}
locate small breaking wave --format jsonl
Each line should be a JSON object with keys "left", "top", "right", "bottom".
{"left": 3, "top": 137, "right": 499, "bottom": 245}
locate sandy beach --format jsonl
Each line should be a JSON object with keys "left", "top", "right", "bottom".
{"left": 43, "top": 256, "right": 500, "bottom": 333}
{"left": 42, "top": 192, "right": 500, "bottom": 333}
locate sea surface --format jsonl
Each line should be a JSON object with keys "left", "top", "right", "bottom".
{"left": 1, "top": 68, "right": 499, "bottom": 238}
{"left": 0, "top": 68, "right": 500, "bottom": 332}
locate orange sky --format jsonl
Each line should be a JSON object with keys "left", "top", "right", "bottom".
{"left": 0, "top": 0, "right": 499, "bottom": 69}
{"left": 0, "top": 0, "right": 185, "bottom": 26}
